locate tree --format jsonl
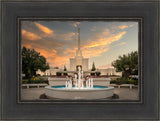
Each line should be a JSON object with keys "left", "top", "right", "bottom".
{"left": 22, "top": 47, "right": 49, "bottom": 78}
{"left": 63, "top": 65, "right": 68, "bottom": 76}
{"left": 96, "top": 72, "right": 101, "bottom": 76}
{"left": 91, "top": 62, "right": 96, "bottom": 71}
{"left": 64, "top": 65, "right": 67, "bottom": 71}
{"left": 91, "top": 62, "right": 96, "bottom": 75}
{"left": 112, "top": 51, "right": 138, "bottom": 79}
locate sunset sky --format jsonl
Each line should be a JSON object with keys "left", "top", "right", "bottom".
{"left": 21, "top": 21, "right": 138, "bottom": 69}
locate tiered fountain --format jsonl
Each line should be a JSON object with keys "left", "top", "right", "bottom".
{"left": 45, "top": 67, "right": 114, "bottom": 99}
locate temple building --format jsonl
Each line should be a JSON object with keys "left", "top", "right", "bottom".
{"left": 69, "top": 28, "right": 89, "bottom": 71}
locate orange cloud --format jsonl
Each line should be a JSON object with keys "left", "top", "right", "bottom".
{"left": 59, "top": 32, "right": 76, "bottom": 41}
{"left": 119, "top": 25, "right": 128, "bottom": 29}
{"left": 64, "top": 48, "right": 76, "bottom": 55}
{"left": 83, "top": 47, "right": 109, "bottom": 58}
{"left": 110, "top": 24, "right": 135, "bottom": 31}
{"left": 84, "top": 31, "right": 126, "bottom": 49}
{"left": 77, "top": 31, "right": 126, "bottom": 59}
{"left": 22, "top": 43, "right": 33, "bottom": 49}
{"left": 22, "top": 29, "right": 41, "bottom": 41}
{"left": 22, "top": 42, "right": 74, "bottom": 68}
{"left": 36, "top": 50, "right": 66, "bottom": 67}
{"left": 34, "top": 22, "right": 53, "bottom": 34}
{"left": 44, "top": 50, "right": 74, "bottom": 68}
{"left": 102, "top": 29, "right": 110, "bottom": 36}
{"left": 119, "top": 24, "right": 135, "bottom": 30}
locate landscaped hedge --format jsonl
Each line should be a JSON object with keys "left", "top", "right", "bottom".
{"left": 22, "top": 76, "right": 48, "bottom": 84}
{"left": 56, "top": 72, "right": 62, "bottom": 76}
{"left": 22, "top": 79, "right": 48, "bottom": 84}
{"left": 110, "top": 77, "right": 138, "bottom": 85}
{"left": 90, "top": 73, "right": 95, "bottom": 76}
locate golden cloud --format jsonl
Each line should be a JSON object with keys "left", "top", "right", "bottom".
{"left": 84, "top": 31, "right": 126, "bottom": 49}
{"left": 59, "top": 32, "right": 76, "bottom": 41}
{"left": 82, "top": 47, "right": 109, "bottom": 58}
{"left": 102, "top": 29, "right": 110, "bottom": 36}
{"left": 22, "top": 43, "right": 73, "bottom": 68}
{"left": 22, "top": 29, "right": 41, "bottom": 41}
{"left": 119, "top": 24, "right": 135, "bottom": 30}
{"left": 78, "top": 31, "right": 126, "bottom": 59}
{"left": 119, "top": 25, "right": 128, "bottom": 30}
{"left": 34, "top": 22, "right": 53, "bottom": 34}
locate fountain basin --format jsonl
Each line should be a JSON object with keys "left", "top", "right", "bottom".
{"left": 45, "top": 85, "right": 114, "bottom": 99}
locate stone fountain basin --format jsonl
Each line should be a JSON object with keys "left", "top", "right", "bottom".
{"left": 45, "top": 85, "right": 114, "bottom": 99}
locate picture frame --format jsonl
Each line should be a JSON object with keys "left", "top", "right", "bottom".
{"left": 1, "top": 1, "right": 159, "bottom": 120}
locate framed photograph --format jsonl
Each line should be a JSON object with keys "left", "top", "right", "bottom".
{"left": 19, "top": 18, "right": 141, "bottom": 102}
{"left": 1, "top": 1, "right": 159, "bottom": 120}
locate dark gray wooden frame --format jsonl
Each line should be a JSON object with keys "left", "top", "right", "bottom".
{"left": 1, "top": 1, "right": 159, "bottom": 120}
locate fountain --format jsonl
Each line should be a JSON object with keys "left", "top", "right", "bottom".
{"left": 65, "top": 67, "right": 93, "bottom": 89}
{"left": 45, "top": 67, "right": 114, "bottom": 99}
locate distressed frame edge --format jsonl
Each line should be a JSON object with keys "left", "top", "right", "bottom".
{"left": 0, "top": 1, "right": 159, "bottom": 120}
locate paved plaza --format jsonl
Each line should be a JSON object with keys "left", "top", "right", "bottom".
{"left": 21, "top": 87, "right": 138, "bottom": 100}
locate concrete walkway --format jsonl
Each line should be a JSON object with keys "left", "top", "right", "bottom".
{"left": 21, "top": 87, "right": 138, "bottom": 100}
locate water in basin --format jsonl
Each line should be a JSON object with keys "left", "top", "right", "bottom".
{"left": 51, "top": 85, "right": 108, "bottom": 89}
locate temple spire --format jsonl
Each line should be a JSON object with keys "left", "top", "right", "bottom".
{"left": 76, "top": 27, "right": 82, "bottom": 57}
{"left": 78, "top": 28, "right": 80, "bottom": 50}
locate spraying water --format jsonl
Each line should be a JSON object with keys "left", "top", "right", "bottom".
{"left": 66, "top": 66, "right": 93, "bottom": 89}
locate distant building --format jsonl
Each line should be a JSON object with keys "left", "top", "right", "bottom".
{"left": 36, "top": 68, "right": 62, "bottom": 76}
{"left": 97, "top": 68, "right": 122, "bottom": 76}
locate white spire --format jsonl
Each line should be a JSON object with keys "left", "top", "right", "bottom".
{"left": 78, "top": 28, "right": 80, "bottom": 50}
{"left": 76, "top": 27, "right": 82, "bottom": 57}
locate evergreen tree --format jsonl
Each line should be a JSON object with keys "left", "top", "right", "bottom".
{"left": 91, "top": 62, "right": 96, "bottom": 71}
{"left": 91, "top": 62, "right": 96, "bottom": 75}
{"left": 64, "top": 65, "right": 67, "bottom": 71}
{"left": 63, "top": 65, "right": 68, "bottom": 76}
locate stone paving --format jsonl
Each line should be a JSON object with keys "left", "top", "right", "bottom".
{"left": 21, "top": 87, "right": 138, "bottom": 100}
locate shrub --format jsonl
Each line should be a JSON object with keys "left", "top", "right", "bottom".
{"left": 22, "top": 79, "right": 28, "bottom": 84}
{"left": 96, "top": 72, "right": 101, "bottom": 76}
{"left": 110, "top": 80, "right": 117, "bottom": 84}
{"left": 63, "top": 73, "right": 68, "bottom": 76}
{"left": 91, "top": 73, "right": 95, "bottom": 76}
{"left": 128, "top": 78, "right": 135, "bottom": 84}
{"left": 110, "top": 77, "right": 138, "bottom": 85}
{"left": 22, "top": 76, "right": 48, "bottom": 84}
{"left": 56, "top": 72, "right": 62, "bottom": 76}
{"left": 129, "top": 78, "right": 138, "bottom": 85}
{"left": 31, "top": 76, "right": 40, "bottom": 81}
{"left": 134, "top": 79, "right": 138, "bottom": 85}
